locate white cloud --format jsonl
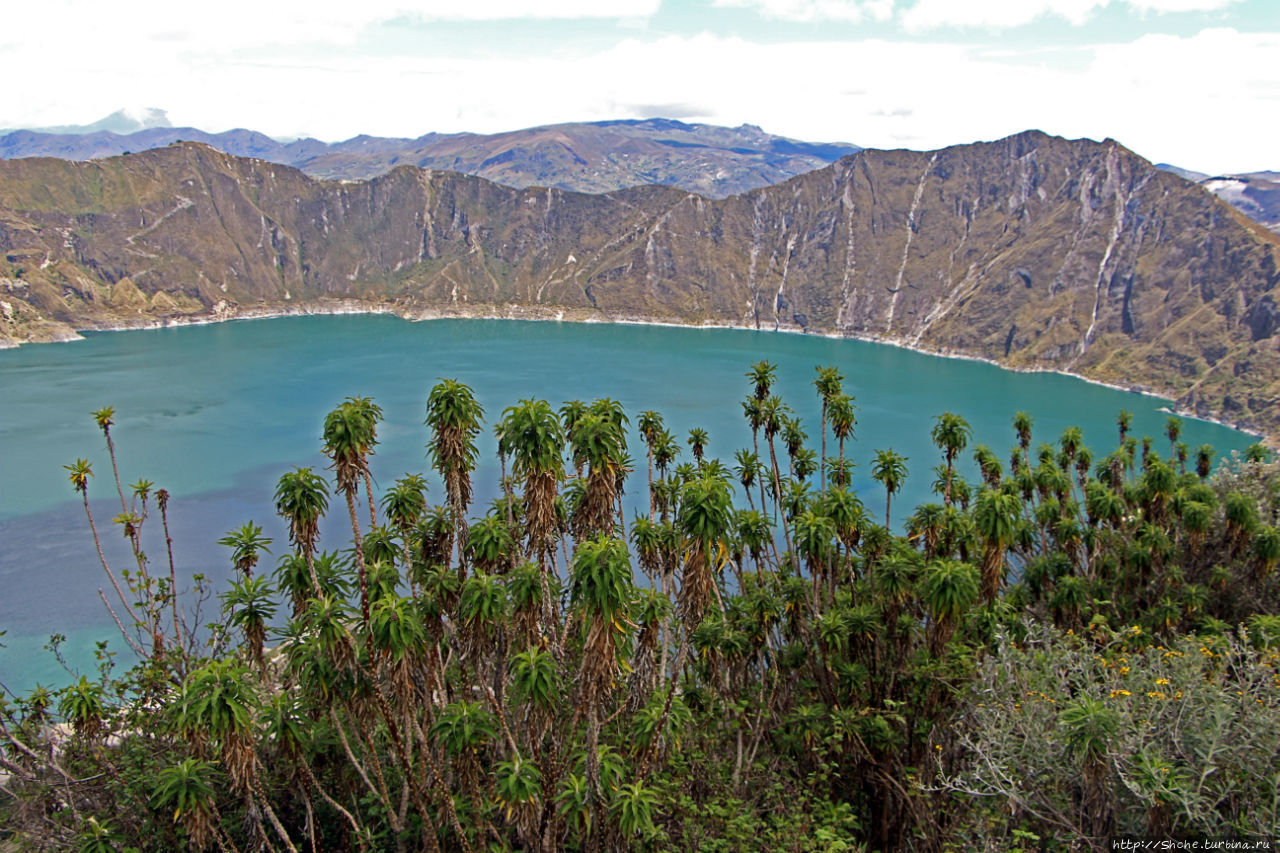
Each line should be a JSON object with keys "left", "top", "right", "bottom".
{"left": 901, "top": 0, "right": 1111, "bottom": 29}
{"left": 3, "top": 0, "right": 661, "bottom": 57}
{"left": 1128, "top": 0, "right": 1239, "bottom": 10}
{"left": 398, "top": 0, "right": 662, "bottom": 21}
{"left": 900, "top": 0, "right": 1241, "bottom": 30}
{"left": 1, "top": 14, "right": 1276, "bottom": 174}
{"left": 712, "top": 0, "right": 894, "bottom": 23}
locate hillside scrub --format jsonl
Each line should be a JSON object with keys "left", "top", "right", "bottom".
{"left": 2, "top": 368, "right": 1279, "bottom": 851}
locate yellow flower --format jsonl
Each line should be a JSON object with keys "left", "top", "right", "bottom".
{"left": 1155, "top": 678, "right": 1170, "bottom": 686}
{"left": 1110, "top": 689, "right": 1132, "bottom": 697}
{"left": 1119, "top": 666, "right": 1131, "bottom": 675}
{"left": 1147, "top": 691, "right": 1166, "bottom": 699}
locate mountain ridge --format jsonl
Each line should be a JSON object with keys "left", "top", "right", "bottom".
{"left": 0, "top": 118, "right": 860, "bottom": 199}
{"left": 0, "top": 132, "right": 1277, "bottom": 438}
{"left": 1156, "top": 164, "right": 1280, "bottom": 235}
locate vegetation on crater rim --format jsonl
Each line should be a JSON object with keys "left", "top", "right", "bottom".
{"left": 3, "top": 364, "right": 1280, "bottom": 850}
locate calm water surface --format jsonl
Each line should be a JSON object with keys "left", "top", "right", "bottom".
{"left": 0, "top": 315, "right": 1255, "bottom": 691}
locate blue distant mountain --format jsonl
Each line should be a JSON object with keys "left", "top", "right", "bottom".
{"left": 0, "top": 111, "right": 859, "bottom": 198}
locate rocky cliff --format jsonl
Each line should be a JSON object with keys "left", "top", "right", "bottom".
{"left": 1, "top": 132, "right": 1277, "bottom": 437}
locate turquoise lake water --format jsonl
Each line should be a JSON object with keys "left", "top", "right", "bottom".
{"left": 0, "top": 315, "right": 1256, "bottom": 692}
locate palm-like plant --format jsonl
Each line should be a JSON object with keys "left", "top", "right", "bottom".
{"left": 813, "top": 365, "right": 844, "bottom": 488}
{"left": 368, "top": 592, "right": 426, "bottom": 668}
{"left": 217, "top": 522, "right": 271, "bottom": 578}
{"left": 66, "top": 458, "right": 144, "bottom": 653}
{"left": 458, "top": 570, "right": 508, "bottom": 662}
{"left": 431, "top": 700, "right": 498, "bottom": 818}
{"left": 828, "top": 394, "right": 857, "bottom": 461}
{"left": 1164, "top": 415, "right": 1182, "bottom": 460}
{"left": 1254, "top": 525, "right": 1280, "bottom": 580}
{"left": 782, "top": 415, "right": 808, "bottom": 474}
{"left": 570, "top": 407, "right": 629, "bottom": 539}
{"left": 151, "top": 758, "right": 219, "bottom": 850}
{"left": 58, "top": 677, "right": 107, "bottom": 741}
{"left": 821, "top": 486, "right": 866, "bottom": 551}
{"left": 760, "top": 396, "right": 789, "bottom": 533}
{"left": 611, "top": 781, "right": 659, "bottom": 840}
{"left": 1225, "top": 490, "right": 1260, "bottom": 554}
{"left": 433, "top": 699, "right": 498, "bottom": 754}
{"left": 1012, "top": 411, "right": 1033, "bottom": 452}
{"left": 494, "top": 756, "right": 543, "bottom": 841}
{"left": 871, "top": 448, "right": 908, "bottom": 527}
{"left": 735, "top": 509, "right": 774, "bottom": 572}
{"left": 1195, "top": 444, "right": 1216, "bottom": 480}
{"left": 1116, "top": 410, "right": 1133, "bottom": 445}
{"left": 323, "top": 397, "right": 382, "bottom": 628}
{"left": 792, "top": 447, "right": 819, "bottom": 483}
{"left": 466, "top": 514, "right": 516, "bottom": 574}
{"left": 972, "top": 488, "right": 1021, "bottom": 604}
{"left": 77, "top": 817, "right": 124, "bottom": 853}
{"left": 570, "top": 534, "right": 634, "bottom": 703}
{"left": 677, "top": 473, "right": 734, "bottom": 627}
{"left": 381, "top": 473, "right": 427, "bottom": 536}
{"left": 221, "top": 575, "right": 277, "bottom": 672}
{"left": 1244, "top": 443, "right": 1272, "bottom": 463}
{"left": 425, "top": 379, "right": 484, "bottom": 545}
{"left": 921, "top": 558, "right": 978, "bottom": 654}
{"left": 274, "top": 467, "right": 329, "bottom": 569}
{"left": 510, "top": 646, "right": 559, "bottom": 711}
{"left": 794, "top": 509, "right": 837, "bottom": 604}
{"left": 931, "top": 412, "right": 971, "bottom": 506}
{"left": 638, "top": 410, "right": 664, "bottom": 518}
{"left": 500, "top": 399, "right": 565, "bottom": 569}
{"left": 91, "top": 405, "right": 129, "bottom": 513}
{"left": 1059, "top": 425, "right": 1084, "bottom": 466}
{"left": 1060, "top": 696, "right": 1118, "bottom": 838}
{"left": 746, "top": 360, "right": 776, "bottom": 400}
{"left": 179, "top": 659, "right": 260, "bottom": 794}
{"left": 972, "top": 445, "right": 1002, "bottom": 487}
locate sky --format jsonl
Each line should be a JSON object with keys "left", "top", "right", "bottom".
{"left": 1, "top": 0, "right": 1276, "bottom": 174}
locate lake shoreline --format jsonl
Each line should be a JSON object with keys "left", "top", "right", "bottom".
{"left": 9, "top": 298, "right": 1267, "bottom": 443}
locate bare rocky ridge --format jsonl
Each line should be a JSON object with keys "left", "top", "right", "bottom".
{"left": 0, "top": 131, "right": 1277, "bottom": 438}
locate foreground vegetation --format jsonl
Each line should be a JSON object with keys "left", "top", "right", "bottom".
{"left": 3, "top": 364, "right": 1280, "bottom": 851}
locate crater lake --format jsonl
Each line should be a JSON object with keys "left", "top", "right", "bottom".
{"left": 0, "top": 315, "right": 1256, "bottom": 692}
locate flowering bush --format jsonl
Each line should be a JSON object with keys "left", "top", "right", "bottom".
{"left": 940, "top": 622, "right": 1280, "bottom": 844}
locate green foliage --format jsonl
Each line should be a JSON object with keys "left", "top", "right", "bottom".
{"left": 14, "top": 368, "right": 1280, "bottom": 851}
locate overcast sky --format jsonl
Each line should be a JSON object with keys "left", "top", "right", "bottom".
{"left": 2, "top": 0, "right": 1275, "bottom": 174}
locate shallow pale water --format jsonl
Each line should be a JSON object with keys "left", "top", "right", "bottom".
{"left": 0, "top": 315, "right": 1255, "bottom": 692}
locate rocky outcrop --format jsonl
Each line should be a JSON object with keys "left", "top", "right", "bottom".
{"left": 0, "top": 132, "right": 1277, "bottom": 437}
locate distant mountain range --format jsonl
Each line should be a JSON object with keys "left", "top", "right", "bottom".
{"left": 1155, "top": 164, "right": 1280, "bottom": 235}
{"left": 0, "top": 112, "right": 860, "bottom": 199}
{"left": 16, "top": 107, "right": 173, "bottom": 136}
{"left": 0, "top": 132, "right": 1277, "bottom": 437}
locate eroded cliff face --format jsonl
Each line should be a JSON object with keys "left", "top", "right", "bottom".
{"left": 1, "top": 133, "right": 1277, "bottom": 436}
